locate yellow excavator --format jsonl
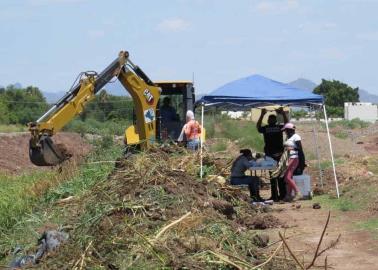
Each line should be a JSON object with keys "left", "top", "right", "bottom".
{"left": 29, "top": 51, "right": 196, "bottom": 166}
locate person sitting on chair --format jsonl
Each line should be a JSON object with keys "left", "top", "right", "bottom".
{"left": 230, "top": 149, "right": 264, "bottom": 203}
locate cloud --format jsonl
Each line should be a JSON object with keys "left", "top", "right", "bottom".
{"left": 156, "top": 18, "right": 190, "bottom": 33}
{"left": 356, "top": 31, "right": 378, "bottom": 41}
{"left": 254, "top": 0, "right": 299, "bottom": 14}
{"left": 87, "top": 30, "right": 105, "bottom": 39}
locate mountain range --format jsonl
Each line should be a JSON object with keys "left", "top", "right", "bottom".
{"left": 42, "top": 80, "right": 128, "bottom": 103}
{"left": 2, "top": 79, "right": 378, "bottom": 104}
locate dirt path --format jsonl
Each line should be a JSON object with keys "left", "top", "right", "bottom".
{"left": 269, "top": 201, "right": 378, "bottom": 270}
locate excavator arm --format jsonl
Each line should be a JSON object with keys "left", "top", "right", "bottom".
{"left": 29, "top": 51, "right": 161, "bottom": 166}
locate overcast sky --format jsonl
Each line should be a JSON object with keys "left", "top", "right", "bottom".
{"left": 0, "top": 0, "right": 377, "bottom": 94}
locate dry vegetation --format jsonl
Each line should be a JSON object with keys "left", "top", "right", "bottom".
{"left": 30, "top": 146, "right": 298, "bottom": 269}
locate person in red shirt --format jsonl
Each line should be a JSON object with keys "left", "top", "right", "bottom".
{"left": 183, "top": 110, "right": 202, "bottom": 150}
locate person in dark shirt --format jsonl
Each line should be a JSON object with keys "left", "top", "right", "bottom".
{"left": 160, "top": 97, "right": 178, "bottom": 123}
{"left": 230, "top": 149, "right": 264, "bottom": 202}
{"left": 256, "top": 107, "right": 288, "bottom": 201}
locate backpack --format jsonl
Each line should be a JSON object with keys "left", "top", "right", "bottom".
{"left": 294, "top": 148, "right": 306, "bottom": 175}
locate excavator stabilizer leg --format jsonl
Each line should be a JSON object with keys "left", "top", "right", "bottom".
{"left": 29, "top": 135, "right": 67, "bottom": 166}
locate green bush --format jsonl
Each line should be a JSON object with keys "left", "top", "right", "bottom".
{"left": 99, "top": 135, "right": 114, "bottom": 149}
{"left": 0, "top": 85, "right": 48, "bottom": 125}
{"left": 64, "top": 118, "right": 131, "bottom": 136}
{"left": 292, "top": 109, "right": 307, "bottom": 120}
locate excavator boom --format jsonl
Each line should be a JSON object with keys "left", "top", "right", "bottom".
{"left": 29, "top": 51, "right": 161, "bottom": 166}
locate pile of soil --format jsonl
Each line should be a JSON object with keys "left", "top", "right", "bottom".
{"left": 0, "top": 132, "right": 91, "bottom": 174}
{"left": 34, "top": 146, "right": 285, "bottom": 269}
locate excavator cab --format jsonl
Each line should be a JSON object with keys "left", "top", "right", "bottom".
{"left": 155, "top": 81, "right": 195, "bottom": 141}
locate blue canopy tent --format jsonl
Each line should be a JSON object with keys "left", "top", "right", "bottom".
{"left": 196, "top": 74, "right": 323, "bottom": 109}
{"left": 196, "top": 74, "right": 339, "bottom": 198}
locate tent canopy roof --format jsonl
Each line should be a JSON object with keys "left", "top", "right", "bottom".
{"left": 196, "top": 74, "right": 323, "bottom": 109}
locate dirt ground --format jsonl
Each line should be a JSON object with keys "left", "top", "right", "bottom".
{"left": 0, "top": 132, "right": 91, "bottom": 174}
{"left": 267, "top": 200, "right": 378, "bottom": 270}
{"left": 297, "top": 124, "right": 368, "bottom": 158}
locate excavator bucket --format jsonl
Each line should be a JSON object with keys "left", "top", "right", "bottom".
{"left": 29, "top": 135, "right": 67, "bottom": 166}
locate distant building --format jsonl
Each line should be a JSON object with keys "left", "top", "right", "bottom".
{"left": 344, "top": 102, "right": 377, "bottom": 122}
{"left": 221, "top": 111, "right": 251, "bottom": 120}
{"left": 221, "top": 106, "right": 290, "bottom": 123}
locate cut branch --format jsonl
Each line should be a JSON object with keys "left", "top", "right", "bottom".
{"left": 279, "top": 231, "right": 305, "bottom": 270}
{"left": 307, "top": 211, "right": 331, "bottom": 269}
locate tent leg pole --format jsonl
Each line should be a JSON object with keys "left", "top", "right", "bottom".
{"left": 323, "top": 105, "right": 340, "bottom": 198}
{"left": 311, "top": 106, "right": 323, "bottom": 188}
{"left": 200, "top": 105, "right": 204, "bottom": 179}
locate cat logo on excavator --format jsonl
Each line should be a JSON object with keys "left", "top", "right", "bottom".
{"left": 143, "top": 89, "right": 154, "bottom": 105}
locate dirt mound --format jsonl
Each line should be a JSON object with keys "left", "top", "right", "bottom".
{"left": 239, "top": 213, "right": 282, "bottom": 230}
{"left": 34, "top": 146, "right": 284, "bottom": 269}
{"left": 0, "top": 132, "right": 91, "bottom": 174}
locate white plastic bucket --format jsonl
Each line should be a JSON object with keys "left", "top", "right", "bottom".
{"left": 293, "top": 174, "right": 312, "bottom": 199}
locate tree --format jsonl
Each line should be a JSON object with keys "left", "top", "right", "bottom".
{"left": 313, "top": 79, "right": 359, "bottom": 117}
{"left": 0, "top": 85, "right": 48, "bottom": 124}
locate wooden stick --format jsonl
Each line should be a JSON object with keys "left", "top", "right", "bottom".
{"left": 318, "top": 234, "right": 341, "bottom": 258}
{"left": 325, "top": 256, "right": 328, "bottom": 270}
{"left": 251, "top": 242, "right": 283, "bottom": 270}
{"left": 87, "top": 160, "right": 120, "bottom": 165}
{"left": 72, "top": 241, "right": 92, "bottom": 270}
{"left": 207, "top": 251, "right": 243, "bottom": 270}
{"left": 307, "top": 211, "right": 331, "bottom": 269}
{"left": 282, "top": 230, "right": 287, "bottom": 260}
{"left": 279, "top": 232, "right": 305, "bottom": 270}
{"left": 124, "top": 222, "right": 165, "bottom": 265}
{"left": 153, "top": 211, "right": 192, "bottom": 241}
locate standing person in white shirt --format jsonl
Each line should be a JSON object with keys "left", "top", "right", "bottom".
{"left": 281, "top": 123, "right": 304, "bottom": 201}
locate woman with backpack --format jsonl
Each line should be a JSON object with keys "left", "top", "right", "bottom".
{"left": 281, "top": 123, "right": 305, "bottom": 201}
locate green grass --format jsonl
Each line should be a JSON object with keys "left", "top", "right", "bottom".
{"left": 0, "top": 124, "right": 27, "bottom": 132}
{"left": 327, "top": 118, "right": 370, "bottom": 130}
{"left": 313, "top": 178, "right": 378, "bottom": 213}
{"left": 0, "top": 138, "right": 122, "bottom": 258}
{"left": 0, "top": 171, "right": 56, "bottom": 230}
{"left": 210, "top": 139, "right": 228, "bottom": 152}
{"left": 356, "top": 218, "right": 378, "bottom": 236}
{"left": 305, "top": 152, "right": 316, "bottom": 161}
{"left": 45, "top": 143, "right": 121, "bottom": 202}
{"left": 334, "top": 130, "right": 349, "bottom": 139}
{"left": 312, "top": 194, "right": 360, "bottom": 212}
{"left": 205, "top": 115, "right": 264, "bottom": 152}
{"left": 320, "top": 158, "right": 345, "bottom": 170}
{"left": 64, "top": 118, "right": 131, "bottom": 136}
{"left": 367, "top": 157, "right": 378, "bottom": 175}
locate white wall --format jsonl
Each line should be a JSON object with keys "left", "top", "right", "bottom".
{"left": 344, "top": 102, "right": 377, "bottom": 122}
